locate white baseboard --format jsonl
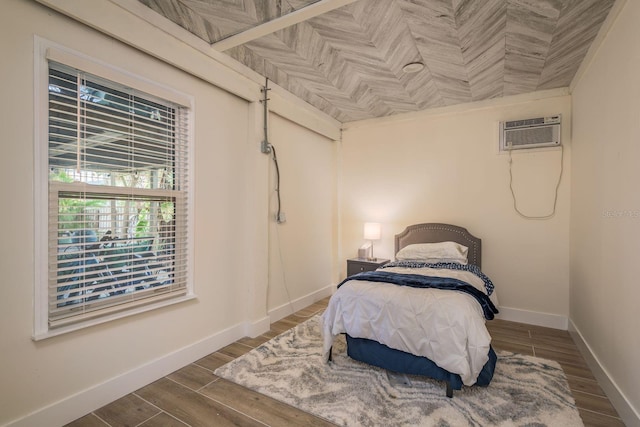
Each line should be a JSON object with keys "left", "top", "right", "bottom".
{"left": 244, "top": 315, "right": 270, "bottom": 338}
{"left": 495, "top": 306, "right": 569, "bottom": 330}
{"left": 569, "top": 319, "right": 640, "bottom": 427}
{"left": 8, "top": 321, "right": 249, "bottom": 427}
{"left": 268, "top": 283, "right": 334, "bottom": 323}
{"left": 7, "top": 324, "right": 248, "bottom": 427}
{"left": 7, "top": 285, "right": 336, "bottom": 427}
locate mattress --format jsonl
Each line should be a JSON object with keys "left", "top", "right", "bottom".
{"left": 321, "top": 263, "right": 498, "bottom": 386}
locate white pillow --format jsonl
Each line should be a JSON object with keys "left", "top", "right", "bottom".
{"left": 396, "top": 241, "right": 468, "bottom": 264}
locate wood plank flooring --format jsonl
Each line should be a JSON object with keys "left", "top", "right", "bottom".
{"left": 67, "top": 298, "right": 624, "bottom": 427}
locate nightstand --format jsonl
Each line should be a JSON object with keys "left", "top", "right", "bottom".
{"left": 347, "top": 258, "right": 390, "bottom": 276}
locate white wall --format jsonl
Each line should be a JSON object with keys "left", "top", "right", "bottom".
{"left": 267, "top": 114, "right": 338, "bottom": 318}
{"left": 570, "top": 0, "right": 640, "bottom": 423}
{"left": 0, "top": 1, "right": 337, "bottom": 425}
{"left": 341, "top": 94, "right": 572, "bottom": 324}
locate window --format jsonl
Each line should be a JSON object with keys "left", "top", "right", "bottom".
{"left": 34, "top": 43, "right": 193, "bottom": 338}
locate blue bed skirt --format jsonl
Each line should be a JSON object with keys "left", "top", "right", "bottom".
{"left": 345, "top": 335, "right": 497, "bottom": 393}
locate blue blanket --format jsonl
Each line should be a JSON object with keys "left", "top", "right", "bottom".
{"left": 380, "top": 261, "right": 495, "bottom": 295}
{"left": 338, "top": 271, "right": 499, "bottom": 320}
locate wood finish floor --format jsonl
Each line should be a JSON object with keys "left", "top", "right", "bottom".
{"left": 67, "top": 297, "right": 624, "bottom": 427}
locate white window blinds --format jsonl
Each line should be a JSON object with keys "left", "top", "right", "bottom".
{"left": 47, "top": 61, "right": 191, "bottom": 328}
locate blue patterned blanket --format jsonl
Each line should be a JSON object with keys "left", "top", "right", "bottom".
{"left": 338, "top": 269, "right": 499, "bottom": 320}
{"left": 380, "top": 261, "right": 495, "bottom": 295}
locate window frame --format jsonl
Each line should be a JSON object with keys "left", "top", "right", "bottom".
{"left": 33, "top": 37, "right": 195, "bottom": 340}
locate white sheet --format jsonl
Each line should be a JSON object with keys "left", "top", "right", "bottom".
{"left": 321, "top": 266, "right": 495, "bottom": 386}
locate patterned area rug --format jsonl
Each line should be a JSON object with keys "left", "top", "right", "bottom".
{"left": 214, "top": 316, "right": 583, "bottom": 426}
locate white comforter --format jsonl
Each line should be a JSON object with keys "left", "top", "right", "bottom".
{"left": 321, "top": 266, "right": 496, "bottom": 386}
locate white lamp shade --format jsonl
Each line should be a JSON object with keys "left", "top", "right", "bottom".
{"left": 363, "top": 222, "right": 381, "bottom": 240}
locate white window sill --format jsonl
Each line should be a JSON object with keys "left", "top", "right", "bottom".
{"left": 32, "top": 293, "right": 197, "bottom": 341}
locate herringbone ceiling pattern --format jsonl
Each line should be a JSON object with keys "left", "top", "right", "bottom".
{"left": 138, "top": 0, "right": 616, "bottom": 123}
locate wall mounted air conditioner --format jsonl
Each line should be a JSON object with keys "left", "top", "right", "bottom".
{"left": 499, "top": 115, "right": 561, "bottom": 151}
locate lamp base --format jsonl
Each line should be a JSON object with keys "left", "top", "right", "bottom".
{"left": 358, "top": 242, "right": 372, "bottom": 259}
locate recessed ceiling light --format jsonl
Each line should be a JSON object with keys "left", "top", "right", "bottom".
{"left": 402, "top": 62, "right": 424, "bottom": 73}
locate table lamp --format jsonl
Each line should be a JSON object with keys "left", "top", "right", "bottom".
{"left": 363, "top": 222, "right": 381, "bottom": 261}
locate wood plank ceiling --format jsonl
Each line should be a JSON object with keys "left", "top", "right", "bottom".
{"left": 138, "top": 0, "right": 616, "bottom": 123}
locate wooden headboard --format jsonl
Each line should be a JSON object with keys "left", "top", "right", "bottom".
{"left": 394, "top": 223, "right": 482, "bottom": 268}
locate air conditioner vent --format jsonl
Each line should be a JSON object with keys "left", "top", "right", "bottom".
{"left": 500, "top": 115, "right": 561, "bottom": 151}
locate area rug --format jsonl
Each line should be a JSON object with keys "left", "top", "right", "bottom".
{"left": 214, "top": 316, "right": 583, "bottom": 426}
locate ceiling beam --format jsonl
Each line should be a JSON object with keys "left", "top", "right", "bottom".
{"left": 34, "top": 0, "right": 342, "bottom": 139}
{"left": 212, "top": 0, "right": 360, "bottom": 51}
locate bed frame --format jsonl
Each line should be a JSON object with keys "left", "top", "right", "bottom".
{"left": 395, "top": 223, "right": 482, "bottom": 268}
{"left": 343, "top": 223, "right": 496, "bottom": 397}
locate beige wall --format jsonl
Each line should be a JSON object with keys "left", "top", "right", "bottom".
{"left": 5, "top": 0, "right": 638, "bottom": 424}
{"left": 570, "top": 0, "right": 640, "bottom": 421}
{"left": 267, "top": 114, "right": 337, "bottom": 316}
{"left": 0, "top": 1, "right": 337, "bottom": 424}
{"left": 341, "top": 95, "right": 572, "bottom": 320}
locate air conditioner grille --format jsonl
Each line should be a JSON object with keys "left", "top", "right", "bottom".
{"left": 499, "top": 115, "right": 561, "bottom": 151}
{"left": 504, "top": 115, "right": 561, "bottom": 129}
{"left": 505, "top": 126, "right": 556, "bottom": 147}
{"left": 505, "top": 118, "right": 546, "bottom": 129}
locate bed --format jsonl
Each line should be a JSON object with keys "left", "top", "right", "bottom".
{"left": 321, "top": 223, "right": 499, "bottom": 397}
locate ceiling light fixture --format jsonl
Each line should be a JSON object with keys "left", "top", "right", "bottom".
{"left": 402, "top": 62, "right": 424, "bottom": 73}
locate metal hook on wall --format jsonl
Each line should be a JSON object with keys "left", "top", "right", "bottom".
{"left": 259, "top": 78, "right": 285, "bottom": 223}
{"left": 260, "top": 77, "right": 272, "bottom": 154}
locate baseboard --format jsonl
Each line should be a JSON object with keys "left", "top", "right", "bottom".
{"left": 268, "top": 283, "right": 334, "bottom": 323}
{"left": 569, "top": 319, "right": 640, "bottom": 427}
{"left": 8, "top": 284, "right": 337, "bottom": 426}
{"left": 7, "top": 321, "right": 249, "bottom": 427}
{"left": 495, "top": 306, "right": 569, "bottom": 330}
{"left": 245, "top": 283, "right": 336, "bottom": 337}
{"left": 244, "top": 315, "right": 270, "bottom": 338}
